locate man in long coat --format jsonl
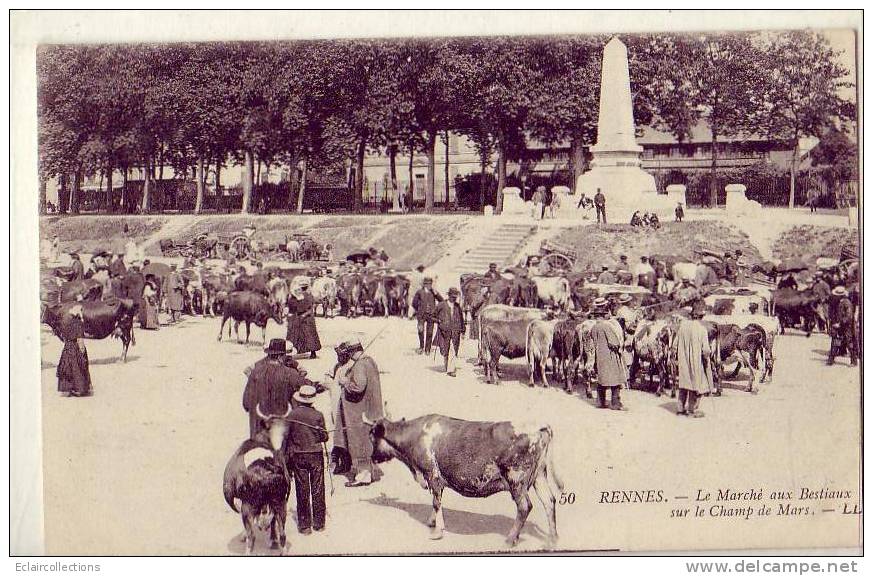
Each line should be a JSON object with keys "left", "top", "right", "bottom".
{"left": 411, "top": 277, "right": 442, "bottom": 354}
{"left": 675, "top": 301, "right": 713, "bottom": 418}
{"left": 242, "top": 339, "right": 305, "bottom": 439}
{"left": 332, "top": 338, "right": 384, "bottom": 487}
{"left": 591, "top": 311, "right": 628, "bottom": 410}
{"left": 827, "top": 286, "right": 858, "bottom": 366}
{"left": 165, "top": 264, "right": 185, "bottom": 322}
{"left": 287, "top": 283, "right": 322, "bottom": 358}
{"left": 433, "top": 287, "right": 465, "bottom": 376}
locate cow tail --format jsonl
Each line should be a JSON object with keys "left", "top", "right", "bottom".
{"left": 525, "top": 321, "right": 535, "bottom": 379}
{"left": 538, "top": 426, "right": 564, "bottom": 493}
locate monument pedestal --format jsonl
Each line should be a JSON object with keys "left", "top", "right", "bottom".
{"left": 500, "top": 187, "right": 527, "bottom": 216}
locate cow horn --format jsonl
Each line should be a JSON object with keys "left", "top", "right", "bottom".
{"left": 282, "top": 403, "right": 292, "bottom": 418}
{"left": 255, "top": 403, "right": 266, "bottom": 420}
{"left": 361, "top": 414, "right": 375, "bottom": 426}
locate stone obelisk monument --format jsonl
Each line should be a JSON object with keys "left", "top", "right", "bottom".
{"left": 577, "top": 37, "right": 669, "bottom": 212}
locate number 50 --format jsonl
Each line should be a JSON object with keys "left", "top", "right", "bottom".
{"left": 558, "top": 492, "right": 576, "bottom": 505}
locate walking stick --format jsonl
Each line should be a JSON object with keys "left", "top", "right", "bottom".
{"left": 323, "top": 442, "right": 335, "bottom": 497}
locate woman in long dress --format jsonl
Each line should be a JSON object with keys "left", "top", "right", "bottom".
{"left": 57, "top": 304, "right": 92, "bottom": 397}
{"left": 141, "top": 278, "right": 160, "bottom": 330}
{"left": 286, "top": 283, "right": 322, "bottom": 358}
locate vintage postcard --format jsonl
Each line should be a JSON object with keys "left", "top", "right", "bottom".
{"left": 11, "top": 10, "right": 863, "bottom": 556}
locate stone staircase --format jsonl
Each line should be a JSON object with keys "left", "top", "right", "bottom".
{"left": 452, "top": 223, "right": 537, "bottom": 275}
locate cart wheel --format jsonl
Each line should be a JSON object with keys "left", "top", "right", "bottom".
{"left": 230, "top": 235, "right": 249, "bottom": 258}
{"left": 544, "top": 253, "right": 573, "bottom": 272}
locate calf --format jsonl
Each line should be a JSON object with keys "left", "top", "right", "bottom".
{"left": 369, "top": 415, "right": 564, "bottom": 548}
{"left": 478, "top": 305, "right": 545, "bottom": 385}
{"left": 310, "top": 276, "right": 338, "bottom": 317}
{"left": 218, "top": 291, "right": 284, "bottom": 345}
{"left": 629, "top": 320, "right": 675, "bottom": 396}
{"left": 526, "top": 319, "right": 558, "bottom": 387}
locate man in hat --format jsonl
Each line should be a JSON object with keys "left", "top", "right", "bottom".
{"left": 596, "top": 265, "right": 616, "bottom": 285}
{"left": 591, "top": 305, "right": 627, "bottom": 410}
{"left": 109, "top": 252, "right": 127, "bottom": 279}
{"left": 675, "top": 202, "right": 684, "bottom": 222}
{"left": 242, "top": 338, "right": 306, "bottom": 439}
{"left": 590, "top": 297, "right": 610, "bottom": 319}
{"left": 287, "top": 385, "right": 329, "bottom": 534}
{"left": 331, "top": 337, "right": 384, "bottom": 487}
{"left": 811, "top": 271, "right": 832, "bottom": 332}
{"left": 411, "top": 277, "right": 443, "bottom": 355}
{"left": 434, "top": 287, "right": 465, "bottom": 377}
{"left": 827, "top": 286, "right": 857, "bottom": 366}
{"left": 70, "top": 252, "right": 84, "bottom": 281}
{"left": 484, "top": 262, "right": 501, "bottom": 281}
{"left": 165, "top": 264, "right": 185, "bottom": 323}
{"left": 594, "top": 187, "right": 606, "bottom": 224}
{"left": 675, "top": 300, "right": 714, "bottom": 417}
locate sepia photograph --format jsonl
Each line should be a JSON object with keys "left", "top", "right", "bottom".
{"left": 10, "top": 9, "right": 863, "bottom": 557}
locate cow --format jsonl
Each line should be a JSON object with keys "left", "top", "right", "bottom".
{"left": 43, "top": 298, "right": 138, "bottom": 362}
{"left": 58, "top": 278, "right": 104, "bottom": 303}
{"left": 384, "top": 274, "right": 410, "bottom": 316}
{"left": 705, "top": 315, "right": 777, "bottom": 385}
{"left": 712, "top": 323, "right": 765, "bottom": 393}
{"left": 337, "top": 272, "right": 362, "bottom": 317}
{"left": 360, "top": 274, "right": 390, "bottom": 317}
{"left": 234, "top": 273, "right": 270, "bottom": 297}
{"left": 310, "top": 276, "right": 338, "bottom": 317}
{"left": 771, "top": 288, "right": 822, "bottom": 336}
{"left": 574, "top": 319, "right": 599, "bottom": 398}
{"left": 478, "top": 305, "right": 545, "bottom": 385}
{"left": 368, "top": 414, "right": 564, "bottom": 548}
{"left": 511, "top": 277, "right": 539, "bottom": 308}
{"left": 628, "top": 319, "right": 675, "bottom": 396}
{"left": 217, "top": 291, "right": 284, "bottom": 345}
{"left": 526, "top": 318, "right": 559, "bottom": 387}
{"left": 531, "top": 276, "right": 570, "bottom": 311}
{"left": 551, "top": 317, "right": 582, "bottom": 394}
{"left": 267, "top": 277, "right": 289, "bottom": 315}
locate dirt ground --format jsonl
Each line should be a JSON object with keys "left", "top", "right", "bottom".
{"left": 40, "top": 308, "right": 861, "bottom": 555}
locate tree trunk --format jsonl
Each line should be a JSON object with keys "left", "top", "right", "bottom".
{"left": 788, "top": 141, "right": 798, "bottom": 209}
{"left": 141, "top": 157, "right": 151, "bottom": 214}
{"left": 38, "top": 176, "right": 47, "bottom": 215}
{"left": 70, "top": 168, "right": 81, "bottom": 214}
{"left": 58, "top": 173, "right": 69, "bottom": 214}
{"left": 215, "top": 159, "right": 222, "bottom": 195}
{"left": 106, "top": 159, "right": 114, "bottom": 212}
{"left": 158, "top": 146, "right": 164, "bottom": 181}
{"left": 242, "top": 149, "right": 254, "bottom": 213}
{"left": 297, "top": 156, "right": 308, "bottom": 214}
{"left": 570, "top": 136, "right": 585, "bottom": 193}
{"left": 287, "top": 150, "right": 301, "bottom": 211}
{"left": 354, "top": 138, "right": 366, "bottom": 213}
{"left": 408, "top": 144, "right": 415, "bottom": 211}
{"left": 121, "top": 168, "right": 128, "bottom": 213}
{"left": 479, "top": 151, "right": 488, "bottom": 210}
{"left": 194, "top": 157, "right": 205, "bottom": 214}
{"left": 388, "top": 144, "right": 399, "bottom": 211}
{"left": 444, "top": 130, "right": 450, "bottom": 207}
{"left": 709, "top": 119, "right": 719, "bottom": 207}
{"left": 495, "top": 136, "right": 506, "bottom": 214}
{"left": 425, "top": 129, "right": 436, "bottom": 213}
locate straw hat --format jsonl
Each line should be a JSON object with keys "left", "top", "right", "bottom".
{"left": 293, "top": 385, "right": 318, "bottom": 404}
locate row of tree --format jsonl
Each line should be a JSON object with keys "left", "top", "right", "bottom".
{"left": 37, "top": 30, "right": 855, "bottom": 214}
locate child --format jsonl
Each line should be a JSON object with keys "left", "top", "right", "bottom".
{"left": 675, "top": 202, "right": 685, "bottom": 222}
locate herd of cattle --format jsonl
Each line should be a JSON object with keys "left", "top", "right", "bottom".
{"left": 454, "top": 258, "right": 842, "bottom": 396}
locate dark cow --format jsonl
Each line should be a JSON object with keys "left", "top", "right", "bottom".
{"left": 629, "top": 319, "right": 675, "bottom": 396}
{"left": 234, "top": 273, "right": 271, "bottom": 297}
{"left": 59, "top": 278, "right": 104, "bottom": 303}
{"left": 551, "top": 317, "right": 582, "bottom": 394}
{"left": 384, "top": 274, "right": 410, "bottom": 316}
{"left": 43, "top": 298, "right": 138, "bottom": 362}
{"left": 337, "top": 272, "right": 363, "bottom": 317}
{"left": 369, "top": 414, "right": 563, "bottom": 548}
{"left": 712, "top": 323, "right": 766, "bottom": 393}
{"left": 217, "top": 291, "right": 284, "bottom": 345}
{"left": 771, "top": 288, "right": 822, "bottom": 337}
{"left": 478, "top": 305, "right": 545, "bottom": 384}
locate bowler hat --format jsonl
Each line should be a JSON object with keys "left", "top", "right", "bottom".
{"left": 448, "top": 287, "right": 460, "bottom": 296}
{"left": 293, "top": 385, "right": 318, "bottom": 404}
{"left": 264, "top": 338, "right": 289, "bottom": 356}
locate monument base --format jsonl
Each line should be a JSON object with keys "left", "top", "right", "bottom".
{"left": 576, "top": 166, "right": 673, "bottom": 212}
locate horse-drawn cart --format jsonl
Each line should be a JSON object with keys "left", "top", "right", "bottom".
{"left": 538, "top": 239, "right": 578, "bottom": 272}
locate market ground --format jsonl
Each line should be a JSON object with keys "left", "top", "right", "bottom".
{"left": 40, "top": 308, "right": 861, "bottom": 555}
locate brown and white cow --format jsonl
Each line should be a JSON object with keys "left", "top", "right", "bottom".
{"left": 369, "top": 414, "right": 564, "bottom": 548}
{"left": 531, "top": 276, "right": 570, "bottom": 311}
{"left": 478, "top": 305, "right": 546, "bottom": 385}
